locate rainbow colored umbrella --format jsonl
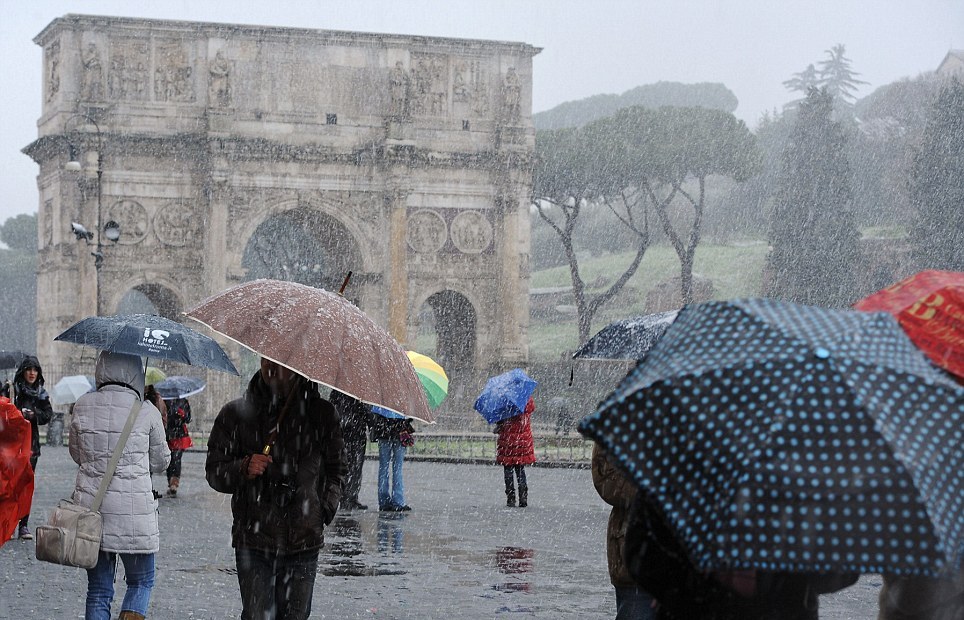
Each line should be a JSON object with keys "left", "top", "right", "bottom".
{"left": 407, "top": 351, "right": 448, "bottom": 410}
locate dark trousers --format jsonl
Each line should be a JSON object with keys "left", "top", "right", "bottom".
{"left": 20, "top": 455, "right": 38, "bottom": 528}
{"left": 342, "top": 439, "right": 367, "bottom": 504}
{"left": 503, "top": 465, "right": 527, "bottom": 493}
{"left": 236, "top": 547, "right": 319, "bottom": 620}
{"left": 166, "top": 449, "right": 183, "bottom": 481}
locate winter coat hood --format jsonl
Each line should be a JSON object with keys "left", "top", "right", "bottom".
{"left": 14, "top": 355, "right": 45, "bottom": 387}
{"left": 96, "top": 351, "right": 145, "bottom": 399}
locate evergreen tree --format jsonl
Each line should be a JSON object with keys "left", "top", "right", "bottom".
{"left": 908, "top": 78, "right": 964, "bottom": 271}
{"left": 817, "top": 44, "right": 868, "bottom": 106}
{"left": 766, "top": 88, "right": 860, "bottom": 307}
{"left": 782, "top": 64, "right": 820, "bottom": 111}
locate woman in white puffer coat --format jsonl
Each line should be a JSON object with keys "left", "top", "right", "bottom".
{"left": 69, "top": 351, "right": 170, "bottom": 620}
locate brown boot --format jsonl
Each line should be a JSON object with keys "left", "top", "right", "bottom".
{"left": 118, "top": 611, "right": 145, "bottom": 620}
{"left": 166, "top": 477, "right": 179, "bottom": 498}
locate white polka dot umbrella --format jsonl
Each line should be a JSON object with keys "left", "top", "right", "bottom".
{"left": 580, "top": 297, "right": 964, "bottom": 577}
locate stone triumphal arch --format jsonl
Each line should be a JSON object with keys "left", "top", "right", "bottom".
{"left": 25, "top": 15, "right": 538, "bottom": 422}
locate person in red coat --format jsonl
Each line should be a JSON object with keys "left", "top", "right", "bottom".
{"left": 495, "top": 396, "right": 536, "bottom": 507}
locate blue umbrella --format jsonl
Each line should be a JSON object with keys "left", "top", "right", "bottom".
{"left": 573, "top": 310, "right": 678, "bottom": 360}
{"left": 474, "top": 368, "right": 538, "bottom": 424}
{"left": 371, "top": 405, "right": 406, "bottom": 420}
{"left": 580, "top": 297, "right": 964, "bottom": 578}
{"left": 155, "top": 376, "right": 206, "bottom": 400}
{"left": 55, "top": 314, "right": 238, "bottom": 375}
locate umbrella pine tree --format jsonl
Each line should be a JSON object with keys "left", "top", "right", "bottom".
{"left": 766, "top": 88, "right": 860, "bottom": 307}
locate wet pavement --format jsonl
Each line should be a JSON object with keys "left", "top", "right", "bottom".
{"left": 0, "top": 447, "right": 881, "bottom": 618}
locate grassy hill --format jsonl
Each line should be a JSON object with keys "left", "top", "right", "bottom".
{"left": 528, "top": 241, "right": 769, "bottom": 360}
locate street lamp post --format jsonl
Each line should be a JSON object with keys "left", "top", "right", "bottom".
{"left": 65, "top": 114, "right": 121, "bottom": 316}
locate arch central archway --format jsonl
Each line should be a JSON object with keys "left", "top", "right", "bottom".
{"left": 242, "top": 207, "right": 361, "bottom": 292}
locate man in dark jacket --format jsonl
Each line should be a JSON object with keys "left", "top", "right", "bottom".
{"left": 329, "top": 390, "right": 372, "bottom": 510}
{"left": 1, "top": 355, "right": 53, "bottom": 540}
{"left": 206, "top": 358, "right": 344, "bottom": 620}
{"left": 592, "top": 443, "right": 655, "bottom": 619}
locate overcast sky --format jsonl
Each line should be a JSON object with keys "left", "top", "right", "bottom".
{"left": 1, "top": 0, "right": 961, "bottom": 223}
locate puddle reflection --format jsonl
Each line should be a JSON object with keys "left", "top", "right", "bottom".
{"left": 493, "top": 546, "right": 533, "bottom": 593}
{"left": 320, "top": 514, "right": 407, "bottom": 577}
{"left": 377, "top": 512, "right": 407, "bottom": 554}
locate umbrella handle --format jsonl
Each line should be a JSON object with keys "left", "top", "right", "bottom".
{"left": 261, "top": 379, "right": 301, "bottom": 456}
{"left": 337, "top": 271, "right": 352, "bottom": 297}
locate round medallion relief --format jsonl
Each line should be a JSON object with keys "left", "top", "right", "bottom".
{"left": 450, "top": 210, "right": 492, "bottom": 254}
{"left": 154, "top": 201, "right": 195, "bottom": 247}
{"left": 104, "top": 199, "right": 149, "bottom": 244}
{"left": 407, "top": 209, "right": 447, "bottom": 253}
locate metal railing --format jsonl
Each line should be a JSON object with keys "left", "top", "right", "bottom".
{"left": 43, "top": 430, "right": 595, "bottom": 466}
{"left": 402, "top": 432, "right": 592, "bottom": 466}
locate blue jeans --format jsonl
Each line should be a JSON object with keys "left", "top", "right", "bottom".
{"left": 86, "top": 551, "right": 155, "bottom": 619}
{"left": 377, "top": 440, "right": 406, "bottom": 507}
{"left": 615, "top": 586, "right": 656, "bottom": 620}
{"left": 236, "top": 547, "right": 319, "bottom": 620}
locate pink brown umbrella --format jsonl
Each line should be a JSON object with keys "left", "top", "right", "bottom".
{"left": 184, "top": 279, "right": 433, "bottom": 423}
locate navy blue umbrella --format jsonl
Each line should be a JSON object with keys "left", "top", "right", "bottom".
{"left": 573, "top": 310, "right": 678, "bottom": 360}
{"left": 474, "top": 368, "right": 537, "bottom": 424}
{"left": 55, "top": 314, "right": 239, "bottom": 375}
{"left": 154, "top": 376, "right": 206, "bottom": 400}
{"left": 580, "top": 297, "right": 964, "bottom": 577}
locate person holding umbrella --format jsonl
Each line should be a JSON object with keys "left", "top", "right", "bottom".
{"left": 1, "top": 355, "right": 52, "bottom": 540}
{"left": 205, "top": 358, "right": 344, "bottom": 620}
{"left": 474, "top": 368, "right": 538, "bottom": 508}
{"left": 69, "top": 351, "right": 170, "bottom": 620}
{"left": 495, "top": 395, "right": 536, "bottom": 508}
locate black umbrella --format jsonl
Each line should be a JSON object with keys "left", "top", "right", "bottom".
{"left": 572, "top": 311, "right": 678, "bottom": 360}
{"left": 55, "top": 314, "right": 239, "bottom": 375}
{"left": 0, "top": 350, "right": 26, "bottom": 370}
{"left": 580, "top": 297, "right": 964, "bottom": 578}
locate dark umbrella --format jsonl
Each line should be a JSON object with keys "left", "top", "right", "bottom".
{"left": 474, "top": 368, "right": 538, "bottom": 424}
{"left": 55, "top": 314, "right": 238, "bottom": 375}
{"left": 154, "top": 376, "right": 206, "bottom": 400}
{"left": 580, "top": 297, "right": 964, "bottom": 577}
{"left": 573, "top": 310, "right": 678, "bottom": 360}
{"left": 0, "top": 351, "right": 26, "bottom": 370}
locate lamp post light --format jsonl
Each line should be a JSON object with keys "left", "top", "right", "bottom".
{"left": 64, "top": 114, "right": 121, "bottom": 316}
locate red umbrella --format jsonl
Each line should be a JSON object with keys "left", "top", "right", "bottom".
{"left": 854, "top": 270, "right": 964, "bottom": 379}
{"left": 185, "top": 279, "right": 432, "bottom": 423}
{"left": 0, "top": 397, "right": 34, "bottom": 547}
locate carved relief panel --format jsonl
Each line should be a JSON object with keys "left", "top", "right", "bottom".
{"left": 407, "top": 210, "right": 448, "bottom": 253}
{"left": 407, "top": 208, "right": 493, "bottom": 255}
{"left": 80, "top": 42, "right": 105, "bottom": 101}
{"left": 410, "top": 54, "right": 449, "bottom": 117}
{"left": 450, "top": 211, "right": 492, "bottom": 254}
{"left": 154, "top": 200, "right": 199, "bottom": 247}
{"left": 154, "top": 40, "right": 195, "bottom": 102}
{"left": 452, "top": 59, "right": 489, "bottom": 117}
{"left": 109, "top": 40, "right": 150, "bottom": 101}
{"left": 45, "top": 41, "right": 61, "bottom": 103}
{"left": 104, "top": 199, "right": 149, "bottom": 244}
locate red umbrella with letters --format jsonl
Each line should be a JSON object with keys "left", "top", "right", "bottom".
{"left": 854, "top": 270, "right": 964, "bottom": 380}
